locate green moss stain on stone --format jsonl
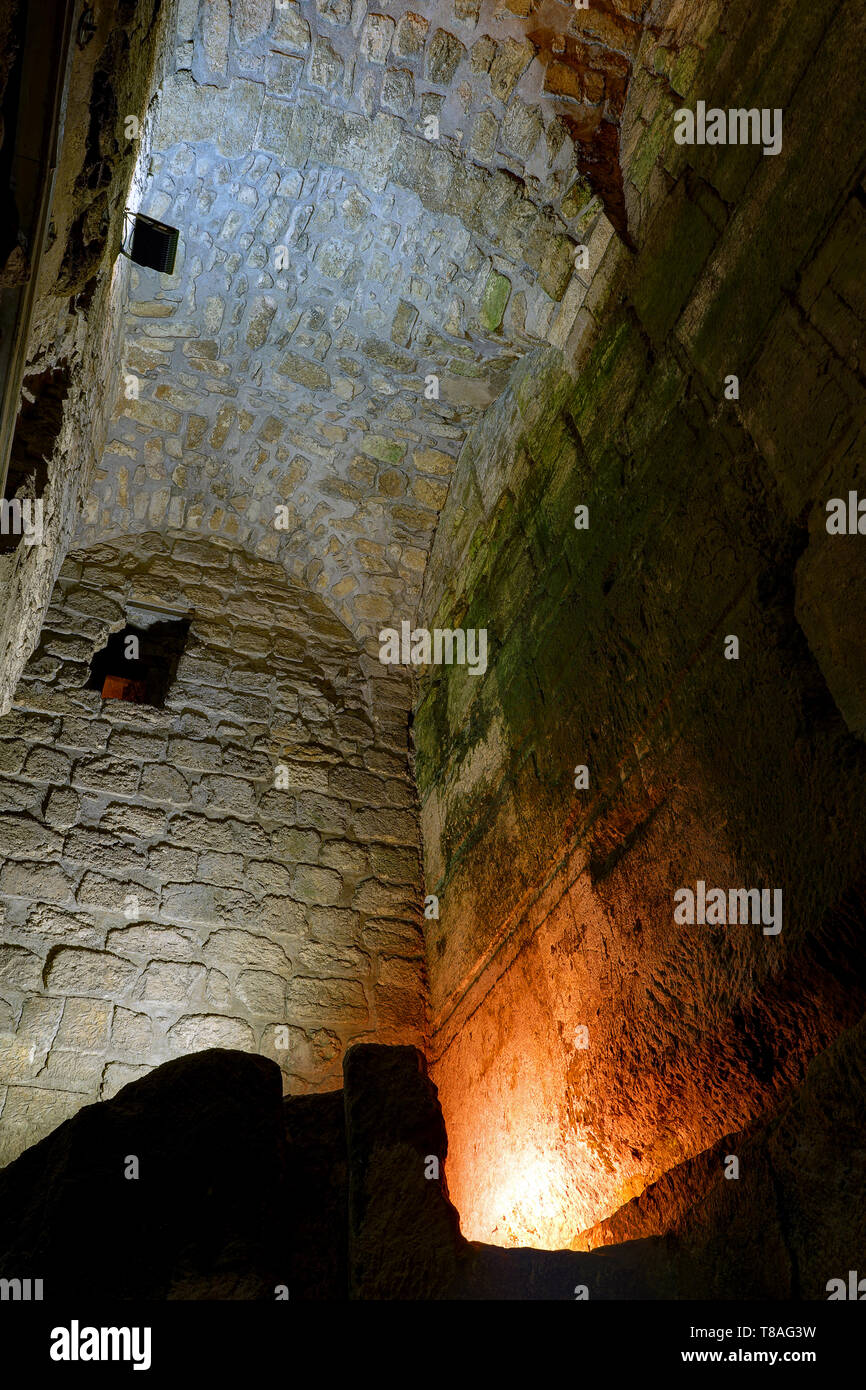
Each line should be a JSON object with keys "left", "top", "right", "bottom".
{"left": 360, "top": 434, "right": 406, "bottom": 464}
{"left": 414, "top": 0, "right": 866, "bottom": 945}
{"left": 561, "top": 174, "right": 594, "bottom": 221}
{"left": 670, "top": 44, "right": 701, "bottom": 97}
{"left": 568, "top": 313, "right": 648, "bottom": 453}
{"left": 629, "top": 99, "right": 676, "bottom": 194}
{"left": 480, "top": 270, "right": 511, "bottom": 332}
{"left": 632, "top": 177, "right": 725, "bottom": 345}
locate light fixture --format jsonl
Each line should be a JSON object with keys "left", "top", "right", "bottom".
{"left": 120, "top": 211, "right": 179, "bottom": 275}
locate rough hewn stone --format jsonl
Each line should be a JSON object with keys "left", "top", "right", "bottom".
{"left": 0, "top": 538, "right": 424, "bottom": 1163}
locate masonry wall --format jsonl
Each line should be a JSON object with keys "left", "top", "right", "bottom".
{"left": 414, "top": 0, "right": 866, "bottom": 1248}
{"left": 0, "top": 0, "right": 174, "bottom": 715}
{"left": 0, "top": 533, "right": 425, "bottom": 1164}
{"left": 83, "top": 0, "right": 627, "bottom": 653}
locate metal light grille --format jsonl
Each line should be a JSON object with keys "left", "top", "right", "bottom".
{"left": 128, "top": 213, "right": 179, "bottom": 274}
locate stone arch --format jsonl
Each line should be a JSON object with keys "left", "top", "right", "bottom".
{"left": 82, "top": 0, "right": 635, "bottom": 647}
{"left": 0, "top": 530, "right": 425, "bottom": 1163}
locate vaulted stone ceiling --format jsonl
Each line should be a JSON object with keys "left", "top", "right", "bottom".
{"left": 80, "top": 0, "right": 635, "bottom": 644}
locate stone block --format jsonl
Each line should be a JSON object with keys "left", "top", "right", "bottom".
{"left": 246, "top": 859, "right": 294, "bottom": 893}
{"left": 351, "top": 807, "right": 418, "bottom": 845}
{"left": 65, "top": 828, "right": 148, "bottom": 874}
{"left": 361, "top": 918, "right": 425, "bottom": 956}
{"left": 307, "top": 906, "right": 360, "bottom": 946}
{"left": 168, "top": 1014, "right": 256, "bottom": 1052}
{"left": 196, "top": 774, "right": 257, "bottom": 815}
{"left": 234, "top": 0, "right": 273, "bottom": 45}
{"left": 0, "top": 1087, "right": 81, "bottom": 1167}
{"left": 197, "top": 851, "right": 246, "bottom": 887}
{"left": 0, "top": 814, "right": 62, "bottom": 858}
{"left": 375, "top": 980, "right": 426, "bottom": 1030}
{"left": 101, "top": 1062, "right": 152, "bottom": 1100}
{"left": 203, "top": 927, "right": 292, "bottom": 975}
{"left": 72, "top": 757, "right": 140, "bottom": 796}
{"left": 54, "top": 997, "right": 112, "bottom": 1051}
{"left": 470, "top": 108, "right": 498, "bottom": 160}
{"left": 236, "top": 968, "right": 287, "bottom": 1013}
{"left": 271, "top": 0, "right": 310, "bottom": 51}
{"left": 119, "top": 397, "right": 183, "bottom": 433}
{"left": 25, "top": 904, "right": 103, "bottom": 947}
{"left": 108, "top": 731, "right": 166, "bottom": 763}
{"left": 319, "top": 840, "right": 368, "bottom": 876}
{"left": 100, "top": 803, "right": 167, "bottom": 838}
{"left": 136, "top": 961, "right": 206, "bottom": 1005}
{"left": 140, "top": 765, "right": 192, "bottom": 805}
{"left": 44, "top": 947, "right": 137, "bottom": 998}
{"left": 78, "top": 872, "right": 158, "bottom": 915}
{"left": 425, "top": 29, "right": 465, "bottom": 85}
{"left": 0, "top": 739, "right": 25, "bottom": 773}
{"left": 360, "top": 14, "right": 395, "bottom": 64}
{"left": 291, "top": 863, "right": 343, "bottom": 906}
{"left": 393, "top": 12, "right": 428, "bottom": 59}
{"left": 285, "top": 975, "right": 368, "bottom": 1024}
{"left": 271, "top": 826, "right": 321, "bottom": 861}
{"left": 170, "top": 813, "right": 269, "bottom": 856}
{"left": 58, "top": 718, "right": 110, "bottom": 752}
{"left": 368, "top": 844, "right": 419, "bottom": 883}
{"left": 111, "top": 1006, "right": 155, "bottom": 1054}
{"left": 502, "top": 97, "right": 542, "bottom": 160}
{"left": 206, "top": 969, "right": 233, "bottom": 1008}
{"left": 0, "top": 860, "right": 75, "bottom": 904}
{"left": 194, "top": 0, "right": 231, "bottom": 83}
{"left": 107, "top": 921, "right": 200, "bottom": 962}
{"left": 315, "top": 0, "right": 350, "bottom": 24}
{"left": 353, "top": 879, "right": 418, "bottom": 917}
{"left": 489, "top": 36, "right": 535, "bottom": 102}
{"left": 34, "top": 1047, "right": 115, "bottom": 1093}
{"left": 260, "top": 895, "right": 307, "bottom": 935}
{"left": 296, "top": 792, "right": 349, "bottom": 833}
{"left": 381, "top": 68, "right": 414, "bottom": 117}
{"left": 148, "top": 844, "right": 198, "bottom": 880}
{"left": 22, "top": 747, "right": 73, "bottom": 784}
{"left": 275, "top": 351, "right": 331, "bottom": 390}
{"left": 309, "top": 37, "right": 343, "bottom": 88}
{"left": 161, "top": 881, "right": 217, "bottom": 924}
{"left": 297, "top": 941, "right": 370, "bottom": 978}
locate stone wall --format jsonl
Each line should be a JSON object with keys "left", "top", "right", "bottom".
{"left": 0, "top": 0, "right": 176, "bottom": 715}
{"left": 81, "top": 0, "right": 632, "bottom": 649}
{"left": 415, "top": 0, "right": 866, "bottom": 1247}
{"left": 0, "top": 533, "right": 425, "bottom": 1164}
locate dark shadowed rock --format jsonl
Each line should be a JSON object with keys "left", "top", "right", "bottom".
{"left": 0, "top": 1049, "right": 288, "bottom": 1300}
{"left": 451, "top": 1238, "right": 678, "bottom": 1301}
{"left": 344, "top": 1043, "right": 463, "bottom": 1299}
{"left": 2, "top": 1023, "right": 864, "bottom": 1300}
{"left": 283, "top": 1089, "right": 348, "bottom": 1299}
{"left": 574, "top": 1010, "right": 866, "bottom": 1300}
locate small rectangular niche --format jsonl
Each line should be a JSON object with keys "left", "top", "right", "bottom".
{"left": 87, "top": 606, "right": 191, "bottom": 708}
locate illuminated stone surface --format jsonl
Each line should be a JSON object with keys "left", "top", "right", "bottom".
{"left": 0, "top": 0, "right": 864, "bottom": 1279}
